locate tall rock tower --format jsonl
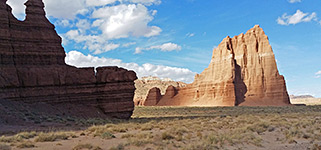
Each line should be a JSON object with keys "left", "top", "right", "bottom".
{"left": 145, "top": 25, "right": 290, "bottom": 106}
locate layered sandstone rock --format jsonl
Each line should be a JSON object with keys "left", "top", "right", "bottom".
{"left": 0, "top": 0, "right": 137, "bottom": 119}
{"left": 144, "top": 87, "right": 162, "bottom": 106}
{"left": 146, "top": 25, "right": 291, "bottom": 106}
{"left": 134, "top": 76, "right": 186, "bottom": 106}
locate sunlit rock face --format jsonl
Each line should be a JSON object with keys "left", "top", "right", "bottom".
{"left": 145, "top": 25, "right": 291, "bottom": 106}
{"left": 0, "top": 0, "right": 137, "bottom": 119}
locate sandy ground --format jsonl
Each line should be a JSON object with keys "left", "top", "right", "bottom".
{"left": 1, "top": 106, "right": 321, "bottom": 150}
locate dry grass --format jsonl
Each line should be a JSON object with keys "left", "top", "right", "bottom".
{"left": 16, "top": 141, "right": 35, "bottom": 148}
{"left": 72, "top": 143, "right": 102, "bottom": 150}
{"left": 0, "top": 106, "right": 320, "bottom": 149}
{"left": 34, "top": 132, "right": 75, "bottom": 142}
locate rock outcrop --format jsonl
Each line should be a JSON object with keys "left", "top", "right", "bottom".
{"left": 146, "top": 25, "right": 291, "bottom": 106}
{"left": 0, "top": 0, "right": 137, "bottom": 119}
{"left": 134, "top": 76, "right": 186, "bottom": 106}
{"left": 144, "top": 87, "right": 162, "bottom": 106}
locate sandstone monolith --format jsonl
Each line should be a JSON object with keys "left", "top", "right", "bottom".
{"left": 145, "top": 25, "right": 290, "bottom": 106}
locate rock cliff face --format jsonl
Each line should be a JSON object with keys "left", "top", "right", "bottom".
{"left": 146, "top": 25, "right": 291, "bottom": 106}
{"left": 0, "top": 0, "right": 137, "bottom": 119}
{"left": 134, "top": 76, "right": 186, "bottom": 106}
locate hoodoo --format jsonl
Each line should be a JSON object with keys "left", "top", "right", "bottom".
{"left": 0, "top": 0, "right": 137, "bottom": 119}
{"left": 145, "top": 25, "right": 291, "bottom": 106}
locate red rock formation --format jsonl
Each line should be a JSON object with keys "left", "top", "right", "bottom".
{"left": 0, "top": 0, "right": 137, "bottom": 119}
{"left": 147, "top": 25, "right": 290, "bottom": 106}
{"left": 144, "top": 87, "right": 162, "bottom": 106}
{"left": 134, "top": 76, "right": 186, "bottom": 106}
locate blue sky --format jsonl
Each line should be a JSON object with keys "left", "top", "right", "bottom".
{"left": 7, "top": 0, "right": 321, "bottom": 97}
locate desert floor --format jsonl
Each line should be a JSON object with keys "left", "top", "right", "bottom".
{"left": 1, "top": 106, "right": 321, "bottom": 150}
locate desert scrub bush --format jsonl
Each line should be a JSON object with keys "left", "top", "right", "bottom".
{"left": 140, "top": 123, "right": 154, "bottom": 131}
{"left": 16, "top": 132, "right": 38, "bottom": 139}
{"left": 16, "top": 141, "right": 35, "bottom": 148}
{"left": 204, "top": 130, "right": 262, "bottom": 147}
{"left": 127, "top": 138, "right": 153, "bottom": 147}
{"left": 110, "top": 126, "right": 128, "bottom": 133}
{"left": 161, "top": 132, "right": 175, "bottom": 140}
{"left": 121, "top": 133, "right": 134, "bottom": 139}
{"left": 88, "top": 124, "right": 127, "bottom": 135}
{"left": 123, "top": 132, "right": 154, "bottom": 147}
{"left": 72, "top": 143, "right": 102, "bottom": 150}
{"left": 206, "top": 133, "right": 233, "bottom": 147}
{"left": 0, "top": 135, "right": 23, "bottom": 143}
{"left": 34, "top": 132, "right": 73, "bottom": 142}
{"left": 101, "top": 132, "right": 116, "bottom": 139}
{"left": 284, "top": 128, "right": 303, "bottom": 141}
{"left": 247, "top": 122, "right": 270, "bottom": 134}
{"left": 0, "top": 143, "right": 11, "bottom": 150}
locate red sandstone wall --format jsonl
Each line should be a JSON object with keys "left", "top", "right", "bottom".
{"left": 0, "top": 0, "right": 137, "bottom": 119}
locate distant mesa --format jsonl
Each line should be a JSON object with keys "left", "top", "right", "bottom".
{"left": 0, "top": 0, "right": 137, "bottom": 119}
{"left": 290, "top": 95, "right": 314, "bottom": 99}
{"left": 142, "top": 25, "right": 291, "bottom": 106}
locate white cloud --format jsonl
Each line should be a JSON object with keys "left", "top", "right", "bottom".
{"left": 64, "top": 30, "right": 120, "bottom": 54}
{"left": 7, "top": 0, "right": 162, "bottom": 55}
{"left": 7, "top": 0, "right": 160, "bottom": 19}
{"left": 65, "top": 51, "right": 196, "bottom": 83}
{"left": 186, "top": 33, "right": 195, "bottom": 37}
{"left": 315, "top": 71, "right": 321, "bottom": 78}
{"left": 55, "top": 19, "right": 73, "bottom": 27}
{"left": 76, "top": 19, "right": 91, "bottom": 33}
{"left": 7, "top": 0, "right": 87, "bottom": 19}
{"left": 92, "top": 4, "right": 161, "bottom": 39}
{"left": 126, "top": 0, "right": 161, "bottom": 6}
{"left": 277, "top": 10, "right": 318, "bottom": 25}
{"left": 122, "top": 42, "right": 137, "bottom": 47}
{"left": 6, "top": 0, "right": 27, "bottom": 20}
{"left": 85, "top": 0, "right": 117, "bottom": 6}
{"left": 135, "top": 43, "right": 182, "bottom": 54}
{"left": 288, "top": 0, "right": 301, "bottom": 3}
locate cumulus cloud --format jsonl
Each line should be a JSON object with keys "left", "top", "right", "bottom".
{"left": 315, "top": 71, "right": 321, "bottom": 78}
{"left": 135, "top": 43, "right": 182, "bottom": 54}
{"left": 64, "top": 30, "right": 120, "bottom": 54}
{"left": 7, "top": 0, "right": 160, "bottom": 19}
{"left": 7, "top": 0, "right": 88, "bottom": 20}
{"left": 7, "top": 0, "right": 162, "bottom": 55}
{"left": 277, "top": 10, "right": 317, "bottom": 25}
{"left": 92, "top": 4, "right": 161, "bottom": 39}
{"left": 288, "top": 0, "right": 301, "bottom": 3}
{"left": 54, "top": 19, "right": 73, "bottom": 27}
{"left": 65, "top": 51, "right": 196, "bottom": 83}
